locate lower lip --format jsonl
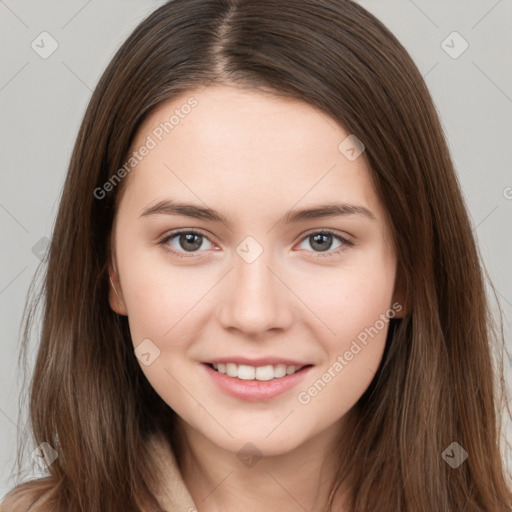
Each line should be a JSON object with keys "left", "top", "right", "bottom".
{"left": 202, "top": 363, "right": 313, "bottom": 401}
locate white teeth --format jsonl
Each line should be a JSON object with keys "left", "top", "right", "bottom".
{"left": 255, "top": 365, "right": 274, "bottom": 381}
{"left": 274, "top": 364, "right": 287, "bottom": 378}
{"left": 226, "top": 362, "right": 238, "bottom": 377}
{"left": 238, "top": 364, "right": 255, "bottom": 380}
{"left": 210, "top": 362, "right": 305, "bottom": 380}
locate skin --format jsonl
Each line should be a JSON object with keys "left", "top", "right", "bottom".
{"left": 108, "top": 85, "right": 403, "bottom": 512}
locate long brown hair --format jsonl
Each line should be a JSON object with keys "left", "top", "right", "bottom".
{"left": 3, "top": 0, "right": 511, "bottom": 510}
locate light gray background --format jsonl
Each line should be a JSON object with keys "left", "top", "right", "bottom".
{"left": 1, "top": 0, "right": 511, "bottom": 499}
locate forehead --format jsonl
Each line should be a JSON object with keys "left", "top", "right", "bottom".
{"left": 121, "top": 85, "right": 382, "bottom": 223}
{"left": 132, "top": 85, "right": 345, "bottom": 156}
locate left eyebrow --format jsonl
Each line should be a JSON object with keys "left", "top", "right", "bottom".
{"left": 279, "top": 202, "right": 376, "bottom": 224}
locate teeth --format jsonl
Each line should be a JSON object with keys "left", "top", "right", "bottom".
{"left": 238, "top": 364, "right": 255, "bottom": 380}
{"left": 211, "top": 363, "right": 303, "bottom": 380}
{"left": 274, "top": 364, "right": 287, "bottom": 378}
{"left": 255, "top": 365, "right": 274, "bottom": 381}
{"left": 226, "top": 363, "right": 238, "bottom": 377}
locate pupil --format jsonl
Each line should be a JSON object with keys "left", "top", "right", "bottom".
{"left": 311, "top": 233, "right": 332, "bottom": 252}
{"left": 181, "top": 233, "right": 202, "bottom": 251}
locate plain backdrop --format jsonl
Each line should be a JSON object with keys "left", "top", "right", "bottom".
{"left": 1, "top": 0, "right": 511, "bottom": 499}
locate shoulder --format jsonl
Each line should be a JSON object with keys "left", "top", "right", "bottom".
{"left": 0, "top": 478, "right": 55, "bottom": 512}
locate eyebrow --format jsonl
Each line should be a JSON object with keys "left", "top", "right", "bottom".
{"left": 139, "top": 199, "right": 376, "bottom": 224}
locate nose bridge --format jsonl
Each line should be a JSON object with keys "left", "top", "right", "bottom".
{"left": 217, "top": 238, "right": 293, "bottom": 334}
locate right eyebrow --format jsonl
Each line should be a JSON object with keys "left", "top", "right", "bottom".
{"left": 139, "top": 199, "right": 231, "bottom": 224}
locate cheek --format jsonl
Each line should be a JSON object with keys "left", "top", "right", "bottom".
{"left": 297, "top": 249, "right": 396, "bottom": 394}
{"left": 304, "top": 250, "right": 396, "bottom": 346}
{"left": 117, "top": 254, "right": 209, "bottom": 409}
{"left": 116, "top": 236, "right": 208, "bottom": 343}
{"left": 295, "top": 272, "right": 395, "bottom": 417}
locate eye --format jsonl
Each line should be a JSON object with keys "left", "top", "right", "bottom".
{"left": 158, "top": 228, "right": 353, "bottom": 259}
{"left": 296, "top": 230, "right": 353, "bottom": 257}
{"left": 159, "top": 230, "right": 215, "bottom": 258}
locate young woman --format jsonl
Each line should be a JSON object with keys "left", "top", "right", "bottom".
{"left": 2, "top": 0, "right": 511, "bottom": 510}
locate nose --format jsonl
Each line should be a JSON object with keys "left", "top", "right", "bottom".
{"left": 217, "top": 247, "right": 295, "bottom": 336}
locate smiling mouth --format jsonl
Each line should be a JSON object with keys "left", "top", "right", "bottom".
{"left": 205, "top": 362, "right": 312, "bottom": 381}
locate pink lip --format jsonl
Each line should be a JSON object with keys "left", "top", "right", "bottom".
{"left": 204, "top": 357, "right": 311, "bottom": 367}
{"left": 201, "top": 363, "right": 313, "bottom": 402}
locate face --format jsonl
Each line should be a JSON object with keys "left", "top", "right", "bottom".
{"left": 109, "top": 85, "right": 402, "bottom": 456}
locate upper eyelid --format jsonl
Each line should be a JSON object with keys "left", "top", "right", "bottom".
{"left": 296, "top": 230, "right": 353, "bottom": 251}
{"left": 161, "top": 228, "right": 352, "bottom": 249}
{"left": 300, "top": 228, "right": 352, "bottom": 240}
{"left": 160, "top": 228, "right": 214, "bottom": 246}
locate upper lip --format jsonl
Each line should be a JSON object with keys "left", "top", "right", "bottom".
{"left": 204, "top": 357, "right": 312, "bottom": 367}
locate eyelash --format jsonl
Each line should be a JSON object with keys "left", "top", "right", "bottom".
{"left": 158, "top": 229, "right": 353, "bottom": 259}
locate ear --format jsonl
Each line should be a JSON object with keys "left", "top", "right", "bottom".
{"left": 108, "top": 263, "right": 128, "bottom": 316}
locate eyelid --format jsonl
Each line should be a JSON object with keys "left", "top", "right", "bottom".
{"left": 157, "top": 228, "right": 217, "bottom": 257}
{"left": 300, "top": 227, "right": 354, "bottom": 243}
{"left": 158, "top": 227, "right": 354, "bottom": 258}
{"left": 294, "top": 228, "right": 354, "bottom": 258}
{"left": 160, "top": 227, "right": 213, "bottom": 240}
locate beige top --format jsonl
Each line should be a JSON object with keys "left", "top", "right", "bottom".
{"left": 145, "top": 430, "right": 198, "bottom": 511}
{"left": 0, "top": 431, "right": 198, "bottom": 511}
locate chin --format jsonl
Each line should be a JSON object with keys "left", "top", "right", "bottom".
{"left": 211, "top": 429, "right": 307, "bottom": 459}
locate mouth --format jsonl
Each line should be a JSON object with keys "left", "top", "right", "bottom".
{"left": 202, "top": 361, "right": 314, "bottom": 401}
{"left": 204, "top": 362, "right": 313, "bottom": 381}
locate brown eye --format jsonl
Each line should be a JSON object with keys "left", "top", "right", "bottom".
{"left": 159, "top": 230, "right": 214, "bottom": 257}
{"left": 297, "top": 230, "right": 353, "bottom": 257}
{"left": 309, "top": 233, "right": 335, "bottom": 252}
{"left": 177, "top": 232, "right": 203, "bottom": 252}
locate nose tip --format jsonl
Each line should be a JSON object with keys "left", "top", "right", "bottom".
{"left": 216, "top": 251, "right": 294, "bottom": 335}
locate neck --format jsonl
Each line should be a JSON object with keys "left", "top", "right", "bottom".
{"left": 177, "top": 412, "right": 356, "bottom": 512}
